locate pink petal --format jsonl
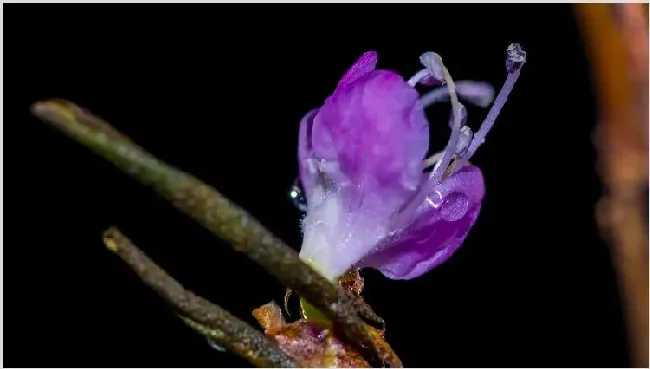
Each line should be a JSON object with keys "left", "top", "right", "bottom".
{"left": 357, "top": 165, "right": 485, "bottom": 279}
{"left": 337, "top": 51, "right": 378, "bottom": 89}
{"left": 297, "top": 109, "right": 319, "bottom": 200}
{"left": 311, "top": 69, "right": 429, "bottom": 204}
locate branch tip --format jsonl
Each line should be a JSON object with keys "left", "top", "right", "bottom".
{"left": 100, "top": 227, "right": 298, "bottom": 368}
{"left": 32, "top": 100, "right": 401, "bottom": 367}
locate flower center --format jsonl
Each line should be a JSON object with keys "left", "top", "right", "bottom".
{"left": 394, "top": 44, "right": 527, "bottom": 228}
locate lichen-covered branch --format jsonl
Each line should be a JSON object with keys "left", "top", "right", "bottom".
{"left": 102, "top": 227, "right": 298, "bottom": 368}
{"left": 32, "top": 100, "right": 399, "bottom": 367}
{"left": 575, "top": 4, "right": 648, "bottom": 368}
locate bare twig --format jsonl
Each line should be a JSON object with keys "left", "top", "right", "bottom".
{"left": 32, "top": 100, "right": 400, "bottom": 367}
{"left": 575, "top": 4, "right": 648, "bottom": 367}
{"left": 102, "top": 227, "right": 298, "bottom": 368}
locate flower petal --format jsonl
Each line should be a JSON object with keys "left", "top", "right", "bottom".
{"left": 311, "top": 69, "right": 429, "bottom": 203}
{"left": 337, "top": 51, "right": 378, "bottom": 89}
{"left": 298, "top": 54, "right": 431, "bottom": 280}
{"left": 297, "top": 109, "right": 320, "bottom": 200}
{"left": 357, "top": 165, "right": 485, "bottom": 280}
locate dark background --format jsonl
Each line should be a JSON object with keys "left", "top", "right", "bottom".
{"left": 5, "top": 4, "right": 630, "bottom": 367}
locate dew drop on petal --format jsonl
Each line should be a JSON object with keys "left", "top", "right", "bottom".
{"left": 440, "top": 192, "right": 470, "bottom": 222}
{"left": 289, "top": 177, "right": 308, "bottom": 212}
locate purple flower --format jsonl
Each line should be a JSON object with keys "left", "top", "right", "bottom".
{"left": 296, "top": 45, "right": 526, "bottom": 281}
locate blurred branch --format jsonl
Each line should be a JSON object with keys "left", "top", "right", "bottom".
{"left": 575, "top": 4, "right": 648, "bottom": 367}
{"left": 101, "top": 227, "right": 297, "bottom": 368}
{"left": 31, "top": 100, "right": 399, "bottom": 367}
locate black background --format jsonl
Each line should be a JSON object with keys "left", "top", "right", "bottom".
{"left": 5, "top": 4, "right": 630, "bottom": 367}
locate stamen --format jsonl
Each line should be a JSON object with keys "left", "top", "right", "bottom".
{"left": 408, "top": 51, "right": 449, "bottom": 87}
{"left": 455, "top": 125, "right": 473, "bottom": 157}
{"left": 506, "top": 43, "right": 527, "bottom": 73}
{"left": 454, "top": 81, "right": 496, "bottom": 108}
{"left": 419, "top": 52, "right": 446, "bottom": 83}
{"left": 407, "top": 69, "right": 431, "bottom": 87}
{"left": 425, "top": 105, "right": 469, "bottom": 177}
{"left": 418, "top": 86, "right": 448, "bottom": 106}
{"left": 393, "top": 52, "right": 464, "bottom": 227}
{"left": 423, "top": 151, "right": 444, "bottom": 170}
{"left": 429, "top": 65, "right": 464, "bottom": 184}
{"left": 419, "top": 81, "right": 495, "bottom": 109}
{"left": 426, "top": 121, "right": 473, "bottom": 180}
{"left": 451, "top": 43, "right": 527, "bottom": 173}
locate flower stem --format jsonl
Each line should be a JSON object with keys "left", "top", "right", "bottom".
{"left": 31, "top": 99, "right": 399, "bottom": 367}
{"left": 102, "top": 227, "right": 298, "bottom": 368}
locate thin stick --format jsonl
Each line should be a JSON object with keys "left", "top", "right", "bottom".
{"left": 32, "top": 100, "right": 398, "bottom": 367}
{"left": 102, "top": 227, "right": 298, "bottom": 368}
{"left": 575, "top": 4, "right": 648, "bottom": 368}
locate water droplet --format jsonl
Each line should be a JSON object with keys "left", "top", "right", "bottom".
{"left": 207, "top": 338, "right": 227, "bottom": 352}
{"left": 440, "top": 192, "right": 469, "bottom": 222}
{"left": 289, "top": 178, "right": 308, "bottom": 212}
